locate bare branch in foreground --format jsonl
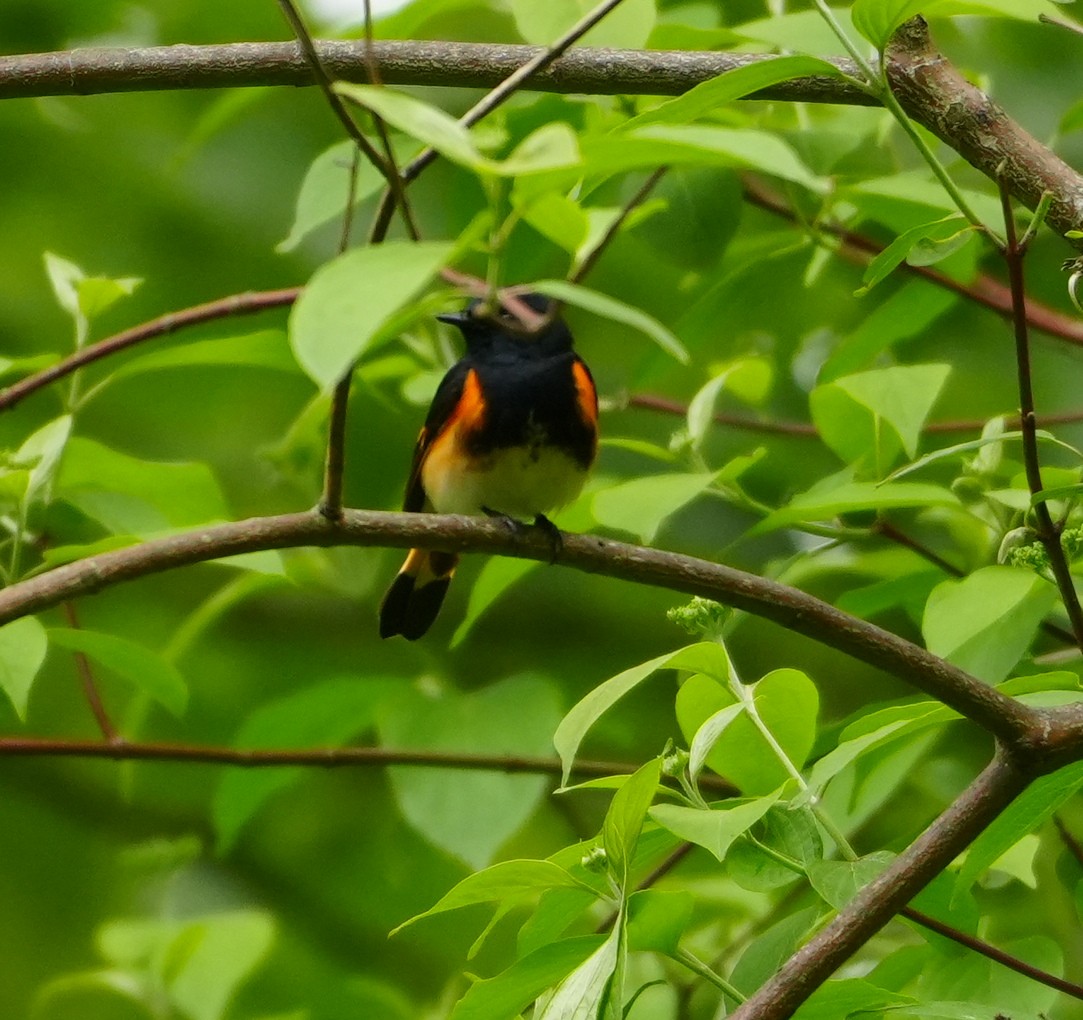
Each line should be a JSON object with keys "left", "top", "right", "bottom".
{"left": 0, "top": 509, "right": 1040, "bottom": 743}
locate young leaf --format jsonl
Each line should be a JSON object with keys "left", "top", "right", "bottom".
{"left": 922, "top": 566, "right": 1059, "bottom": 683}
{"left": 954, "top": 760, "right": 1083, "bottom": 901}
{"left": 627, "top": 55, "right": 847, "bottom": 131}
{"left": 48, "top": 628, "right": 188, "bottom": 717}
{"left": 688, "top": 702, "right": 745, "bottom": 783}
{"left": 750, "top": 480, "right": 957, "bottom": 535}
{"left": 449, "top": 936, "right": 606, "bottom": 1020}
{"left": 603, "top": 757, "right": 663, "bottom": 883}
{"left": 554, "top": 643, "right": 729, "bottom": 785}
{"left": 392, "top": 860, "right": 588, "bottom": 936}
{"left": 529, "top": 279, "right": 689, "bottom": 363}
{"left": 510, "top": 0, "right": 656, "bottom": 48}
{"left": 676, "top": 668, "right": 818, "bottom": 794}
{"left": 16, "top": 414, "right": 73, "bottom": 511}
{"left": 278, "top": 140, "right": 385, "bottom": 253}
{"left": 334, "top": 85, "right": 484, "bottom": 170}
{"left": 0, "top": 616, "right": 48, "bottom": 721}
{"left": 857, "top": 216, "right": 970, "bottom": 294}
{"left": 213, "top": 677, "right": 398, "bottom": 852}
{"left": 289, "top": 241, "right": 454, "bottom": 389}
{"left": 649, "top": 792, "right": 781, "bottom": 862}
{"left": 687, "top": 358, "right": 772, "bottom": 448}
{"left": 534, "top": 923, "right": 622, "bottom": 1020}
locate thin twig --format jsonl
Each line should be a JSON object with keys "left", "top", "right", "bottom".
{"left": 899, "top": 904, "right": 1083, "bottom": 1001}
{"left": 743, "top": 180, "right": 1083, "bottom": 348}
{"left": 274, "top": 0, "right": 393, "bottom": 188}
{"left": 1055, "top": 815, "right": 1083, "bottom": 869}
{"left": 368, "top": 0, "right": 637, "bottom": 241}
{"left": 62, "top": 601, "right": 117, "bottom": 742}
{"left": 0, "top": 735, "right": 731, "bottom": 791}
{"left": 1000, "top": 182, "right": 1083, "bottom": 652}
{"left": 0, "top": 288, "right": 300, "bottom": 413}
{"left": 571, "top": 167, "right": 669, "bottom": 286}
{"left": 0, "top": 508, "right": 1042, "bottom": 743}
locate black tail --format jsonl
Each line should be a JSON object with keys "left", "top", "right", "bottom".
{"left": 379, "top": 549, "right": 457, "bottom": 640}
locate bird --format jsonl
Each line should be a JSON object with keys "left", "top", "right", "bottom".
{"left": 379, "top": 292, "right": 598, "bottom": 640}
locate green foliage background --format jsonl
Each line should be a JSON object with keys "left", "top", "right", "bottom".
{"left": 3, "top": 0, "right": 1083, "bottom": 1017}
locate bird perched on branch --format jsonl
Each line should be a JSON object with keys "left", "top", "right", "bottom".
{"left": 379, "top": 292, "right": 598, "bottom": 640}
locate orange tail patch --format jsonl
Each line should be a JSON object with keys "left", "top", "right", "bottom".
{"left": 379, "top": 548, "right": 459, "bottom": 640}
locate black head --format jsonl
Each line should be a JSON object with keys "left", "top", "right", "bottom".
{"left": 436, "top": 292, "right": 575, "bottom": 359}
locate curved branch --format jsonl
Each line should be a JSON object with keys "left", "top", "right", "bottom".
{"left": 729, "top": 751, "right": 1030, "bottom": 1020}
{"left": 0, "top": 508, "right": 1037, "bottom": 742}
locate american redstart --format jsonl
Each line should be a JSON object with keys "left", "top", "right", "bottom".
{"left": 379, "top": 292, "right": 598, "bottom": 640}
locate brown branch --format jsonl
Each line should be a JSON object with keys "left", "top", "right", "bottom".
{"left": 1000, "top": 183, "right": 1083, "bottom": 651}
{"left": 1055, "top": 815, "right": 1083, "bottom": 869}
{"left": 0, "top": 735, "right": 732, "bottom": 791}
{"left": 0, "top": 288, "right": 300, "bottom": 413}
{"left": 899, "top": 903, "right": 1083, "bottom": 1001}
{"left": 0, "top": 508, "right": 1041, "bottom": 744}
{"left": 62, "top": 601, "right": 117, "bottom": 742}
{"left": 743, "top": 180, "right": 1083, "bottom": 348}
{"left": 3, "top": 36, "right": 1081, "bottom": 234}
{"left": 729, "top": 751, "right": 1031, "bottom": 1020}
{"left": 368, "top": 0, "right": 638, "bottom": 242}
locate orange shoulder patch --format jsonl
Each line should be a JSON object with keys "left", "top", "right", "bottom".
{"left": 572, "top": 359, "right": 598, "bottom": 428}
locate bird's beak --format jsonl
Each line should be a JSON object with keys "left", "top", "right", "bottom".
{"left": 436, "top": 312, "right": 469, "bottom": 327}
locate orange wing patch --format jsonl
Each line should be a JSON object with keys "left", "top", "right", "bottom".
{"left": 572, "top": 359, "right": 598, "bottom": 428}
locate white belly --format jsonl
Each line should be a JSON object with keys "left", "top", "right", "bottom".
{"left": 423, "top": 441, "right": 588, "bottom": 518}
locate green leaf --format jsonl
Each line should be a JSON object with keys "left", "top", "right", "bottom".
{"left": 857, "top": 216, "right": 972, "bottom": 294}
{"left": 649, "top": 793, "right": 781, "bottom": 862}
{"left": 213, "top": 677, "right": 397, "bottom": 852}
{"left": 922, "top": 566, "right": 1059, "bottom": 683}
{"left": 852, "top": 0, "right": 948, "bottom": 49}
{"left": 334, "top": 85, "right": 483, "bottom": 169}
{"left": 807, "top": 852, "right": 895, "bottom": 909}
{"left": 48, "top": 628, "right": 188, "bottom": 716}
{"left": 43, "top": 251, "right": 141, "bottom": 346}
{"left": 392, "top": 860, "right": 587, "bottom": 936}
{"left": 515, "top": 191, "right": 589, "bottom": 254}
{"left": 627, "top": 55, "right": 847, "bottom": 131}
{"left": 278, "top": 140, "right": 385, "bottom": 252}
{"left": 812, "top": 363, "right": 951, "bottom": 463}
{"left": 497, "top": 122, "right": 582, "bottom": 176}
{"left": 16, "top": 414, "right": 73, "bottom": 512}
{"left": 582, "top": 126, "right": 822, "bottom": 192}
{"left": 449, "top": 936, "right": 605, "bottom": 1020}
{"left": 380, "top": 674, "right": 562, "bottom": 867}
{"left": 554, "top": 643, "right": 728, "bottom": 785}
{"left": 450, "top": 557, "right": 541, "bottom": 648}
{"left": 625, "top": 889, "right": 694, "bottom": 955}
{"left": 751, "top": 479, "right": 957, "bottom": 535}
{"left": 792, "top": 979, "right": 915, "bottom": 1020}
{"left": 58, "top": 437, "right": 229, "bottom": 535}
{"left": 289, "top": 241, "right": 453, "bottom": 389}
{"left": 954, "top": 761, "right": 1083, "bottom": 900}
{"left": 687, "top": 358, "right": 772, "bottom": 447}
{"left": 603, "top": 757, "right": 663, "bottom": 882}
{"left": 591, "top": 471, "right": 719, "bottom": 543}
{"left": 688, "top": 702, "right": 745, "bottom": 783}
{"left": 529, "top": 279, "right": 689, "bottom": 363}
{"left": 534, "top": 924, "right": 622, "bottom": 1020}
{"left": 675, "top": 668, "right": 819, "bottom": 794}
{"left": 0, "top": 616, "right": 48, "bottom": 721}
